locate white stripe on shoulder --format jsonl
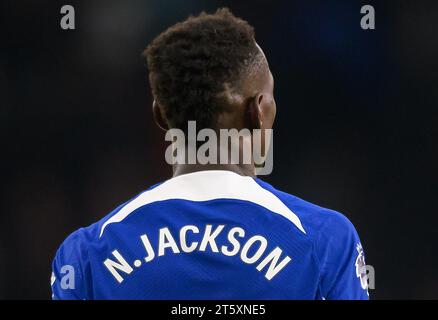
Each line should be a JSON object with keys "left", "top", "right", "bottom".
{"left": 99, "top": 170, "right": 306, "bottom": 237}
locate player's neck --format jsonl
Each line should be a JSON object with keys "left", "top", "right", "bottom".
{"left": 172, "top": 163, "right": 256, "bottom": 178}
{"left": 171, "top": 137, "right": 257, "bottom": 178}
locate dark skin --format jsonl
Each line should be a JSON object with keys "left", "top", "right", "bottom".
{"left": 152, "top": 44, "right": 276, "bottom": 178}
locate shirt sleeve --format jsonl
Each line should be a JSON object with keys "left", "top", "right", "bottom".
{"left": 316, "top": 211, "right": 369, "bottom": 300}
{"left": 51, "top": 229, "right": 89, "bottom": 300}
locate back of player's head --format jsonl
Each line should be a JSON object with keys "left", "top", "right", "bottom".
{"left": 144, "top": 8, "right": 264, "bottom": 131}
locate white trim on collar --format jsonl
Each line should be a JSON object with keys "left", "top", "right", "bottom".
{"left": 99, "top": 170, "right": 306, "bottom": 237}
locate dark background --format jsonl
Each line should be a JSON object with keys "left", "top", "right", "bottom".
{"left": 2, "top": 0, "right": 437, "bottom": 299}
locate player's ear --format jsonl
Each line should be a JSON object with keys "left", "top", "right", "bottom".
{"left": 152, "top": 100, "right": 169, "bottom": 131}
{"left": 247, "top": 93, "right": 264, "bottom": 130}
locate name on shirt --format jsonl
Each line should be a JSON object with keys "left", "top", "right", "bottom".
{"left": 103, "top": 224, "right": 292, "bottom": 283}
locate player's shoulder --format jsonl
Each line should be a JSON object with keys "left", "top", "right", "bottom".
{"left": 255, "top": 178, "right": 359, "bottom": 240}
{"left": 55, "top": 182, "right": 163, "bottom": 259}
{"left": 56, "top": 204, "right": 124, "bottom": 253}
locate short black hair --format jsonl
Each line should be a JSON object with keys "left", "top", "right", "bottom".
{"left": 144, "top": 8, "right": 263, "bottom": 130}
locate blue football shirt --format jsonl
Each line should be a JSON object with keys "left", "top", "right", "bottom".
{"left": 51, "top": 170, "right": 369, "bottom": 300}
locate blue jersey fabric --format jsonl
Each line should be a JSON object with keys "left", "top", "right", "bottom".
{"left": 51, "top": 170, "right": 369, "bottom": 300}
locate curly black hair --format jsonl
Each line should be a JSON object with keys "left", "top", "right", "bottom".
{"left": 144, "top": 8, "right": 263, "bottom": 130}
